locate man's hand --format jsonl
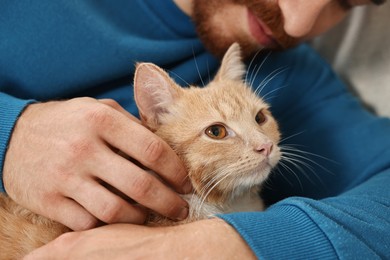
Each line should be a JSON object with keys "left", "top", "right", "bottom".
{"left": 25, "top": 219, "right": 256, "bottom": 259}
{"left": 3, "top": 97, "right": 191, "bottom": 230}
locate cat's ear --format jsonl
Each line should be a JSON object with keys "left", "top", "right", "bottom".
{"left": 215, "top": 42, "right": 246, "bottom": 82}
{"left": 134, "top": 63, "right": 182, "bottom": 130}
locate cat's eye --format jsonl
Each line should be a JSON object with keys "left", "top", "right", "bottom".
{"left": 205, "top": 124, "right": 227, "bottom": 139}
{"left": 255, "top": 110, "right": 266, "bottom": 125}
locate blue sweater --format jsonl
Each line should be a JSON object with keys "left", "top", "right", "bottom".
{"left": 1, "top": 1, "right": 389, "bottom": 259}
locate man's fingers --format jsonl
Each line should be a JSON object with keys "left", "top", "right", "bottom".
{"left": 67, "top": 179, "right": 148, "bottom": 225}
{"left": 96, "top": 151, "right": 189, "bottom": 221}
{"left": 93, "top": 106, "right": 191, "bottom": 194}
{"left": 45, "top": 197, "right": 99, "bottom": 231}
{"left": 99, "top": 99, "right": 141, "bottom": 123}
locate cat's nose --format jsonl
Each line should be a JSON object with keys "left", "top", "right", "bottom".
{"left": 255, "top": 142, "right": 273, "bottom": 156}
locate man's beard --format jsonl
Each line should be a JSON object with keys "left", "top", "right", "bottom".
{"left": 192, "top": 0, "right": 299, "bottom": 59}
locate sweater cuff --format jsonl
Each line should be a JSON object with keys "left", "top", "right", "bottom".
{"left": 0, "top": 93, "right": 35, "bottom": 192}
{"left": 218, "top": 202, "right": 337, "bottom": 259}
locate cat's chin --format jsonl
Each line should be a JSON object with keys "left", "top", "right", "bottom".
{"left": 240, "top": 162, "right": 275, "bottom": 185}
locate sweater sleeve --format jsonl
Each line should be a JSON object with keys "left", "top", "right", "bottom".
{"left": 219, "top": 45, "right": 390, "bottom": 259}
{"left": 220, "top": 171, "right": 390, "bottom": 259}
{"left": 0, "top": 92, "right": 34, "bottom": 192}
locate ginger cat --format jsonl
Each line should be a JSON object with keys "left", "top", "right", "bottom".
{"left": 135, "top": 43, "right": 281, "bottom": 225}
{"left": 0, "top": 43, "right": 281, "bottom": 258}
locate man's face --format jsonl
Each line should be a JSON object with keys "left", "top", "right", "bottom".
{"left": 192, "top": 0, "right": 379, "bottom": 58}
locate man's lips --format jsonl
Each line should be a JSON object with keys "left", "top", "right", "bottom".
{"left": 247, "top": 9, "right": 278, "bottom": 48}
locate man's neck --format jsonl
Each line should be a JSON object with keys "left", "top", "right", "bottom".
{"left": 173, "top": 0, "right": 193, "bottom": 16}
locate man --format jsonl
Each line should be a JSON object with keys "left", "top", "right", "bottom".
{"left": 0, "top": 0, "right": 388, "bottom": 258}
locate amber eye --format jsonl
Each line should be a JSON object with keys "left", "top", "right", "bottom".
{"left": 255, "top": 110, "right": 266, "bottom": 125}
{"left": 205, "top": 124, "right": 227, "bottom": 139}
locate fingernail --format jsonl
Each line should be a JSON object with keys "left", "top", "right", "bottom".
{"left": 176, "top": 206, "right": 189, "bottom": 221}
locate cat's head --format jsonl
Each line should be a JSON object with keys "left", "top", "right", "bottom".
{"left": 134, "top": 43, "right": 281, "bottom": 204}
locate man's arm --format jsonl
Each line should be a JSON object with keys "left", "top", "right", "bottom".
{"left": 1, "top": 96, "right": 191, "bottom": 230}
{"left": 25, "top": 218, "right": 256, "bottom": 259}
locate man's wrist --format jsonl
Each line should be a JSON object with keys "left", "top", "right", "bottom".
{"left": 173, "top": 218, "right": 256, "bottom": 259}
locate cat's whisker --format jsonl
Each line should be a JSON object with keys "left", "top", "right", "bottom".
{"left": 262, "top": 166, "right": 292, "bottom": 190}
{"left": 198, "top": 169, "right": 230, "bottom": 199}
{"left": 253, "top": 65, "right": 282, "bottom": 92}
{"left": 281, "top": 154, "right": 313, "bottom": 172}
{"left": 192, "top": 48, "right": 205, "bottom": 87}
{"left": 248, "top": 51, "right": 272, "bottom": 88}
{"left": 263, "top": 95, "right": 278, "bottom": 103}
{"left": 279, "top": 131, "right": 307, "bottom": 143}
{"left": 188, "top": 191, "right": 202, "bottom": 218}
{"left": 225, "top": 168, "right": 248, "bottom": 198}
{"left": 280, "top": 155, "right": 317, "bottom": 186}
{"left": 245, "top": 48, "right": 263, "bottom": 84}
{"left": 276, "top": 160, "right": 304, "bottom": 190}
{"left": 229, "top": 177, "right": 239, "bottom": 198}
{"left": 195, "top": 156, "right": 268, "bottom": 216}
{"left": 254, "top": 67, "right": 288, "bottom": 96}
{"left": 195, "top": 165, "right": 239, "bottom": 217}
{"left": 167, "top": 70, "right": 191, "bottom": 87}
{"left": 279, "top": 144, "right": 337, "bottom": 189}
{"left": 281, "top": 145, "right": 339, "bottom": 165}
{"left": 281, "top": 147, "right": 336, "bottom": 177}
{"left": 261, "top": 85, "right": 287, "bottom": 102}
{"left": 206, "top": 60, "right": 211, "bottom": 84}
{"left": 195, "top": 176, "right": 220, "bottom": 217}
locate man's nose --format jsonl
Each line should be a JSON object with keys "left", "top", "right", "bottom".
{"left": 278, "top": 0, "right": 330, "bottom": 38}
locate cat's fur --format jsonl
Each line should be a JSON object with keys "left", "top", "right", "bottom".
{"left": 0, "top": 43, "right": 281, "bottom": 258}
